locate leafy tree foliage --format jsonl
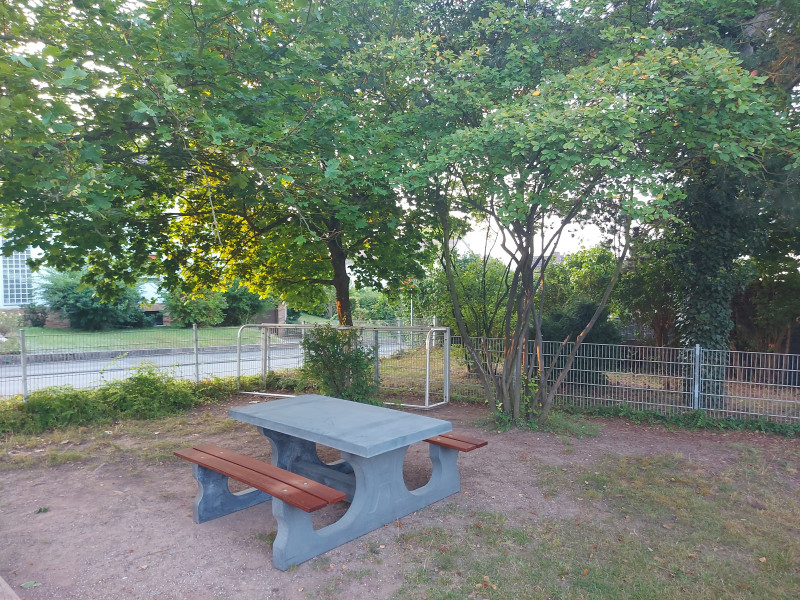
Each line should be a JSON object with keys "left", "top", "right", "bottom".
{"left": 353, "top": 0, "right": 800, "bottom": 419}
{"left": 220, "top": 283, "right": 273, "bottom": 327}
{"left": 613, "top": 235, "right": 679, "bottom": 347}
{"left": 0, "top": 0, "right": 430, "bottom": 326}
{"left": 416, "top": 250, "right": 511, "bottom": 340}
{"left": 163, "top": 290, "right": 226, "bottom": 328}
{"left": 350, "top": 288, "right": 399, "bottom": 323}
{"left": 543, "top": 248, "right": 618, "bottom": 311}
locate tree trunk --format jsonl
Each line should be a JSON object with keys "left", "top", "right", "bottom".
{"left": 326, "top": 219, "right": 353, "bottom": 326}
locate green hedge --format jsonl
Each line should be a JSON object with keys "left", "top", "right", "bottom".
{"left": 0, "top": 368, "right": 304, "bottom": 435}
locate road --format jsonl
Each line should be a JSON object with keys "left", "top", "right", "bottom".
{"left": 0, "top": 345, "right": 306, "bottom": 397}
{"left": 0, "top": 339, "right": 418, "bottom": 397}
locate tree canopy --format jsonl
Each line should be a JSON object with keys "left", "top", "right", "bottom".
{"left": 3, "top": 0, "right": 799, "bottom": 420}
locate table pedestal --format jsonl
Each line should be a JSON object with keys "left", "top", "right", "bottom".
{"left": 263, "top": 428, "right": 461, "bottom": 570}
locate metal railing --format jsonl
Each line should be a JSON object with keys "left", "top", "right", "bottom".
{"left": 234, "top": 324, "right": 450, "bottom": 409}
{"left": 448, "top": 338, "right": 800, "bottom": 423}
{"left": 3, "top": 327, "right": 798, "bottom": 423}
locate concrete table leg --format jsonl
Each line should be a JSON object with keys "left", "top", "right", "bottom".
{"left": 270, "top": 442, "right": 461, "bottom": 570}
{"left": 191, "top": 463, "right": 271, "bottom": 523}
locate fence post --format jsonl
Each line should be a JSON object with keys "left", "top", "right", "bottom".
{"left": 193, "top": 324, "right": 200, "bottom": 385}
{"left": 443, "top": 327, "right": 450, "bottom": 403}
{"left": 692, "top": 344, "right": 702, "bottom": 410}
{"left": 20, "top": 328, "right": 27, "bottom": 401}
{"left": 373, "top": 328, "right": 380, "bottom": 388}
{"left": 261, "top": 325, "right": 267, "bottom": 388}
{"left": 266, "top": 327, "right": 272, "bottom": 374}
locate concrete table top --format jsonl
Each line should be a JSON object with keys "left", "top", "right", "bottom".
{"left": 228, "top": 394, "right": 451, "bottom": 458}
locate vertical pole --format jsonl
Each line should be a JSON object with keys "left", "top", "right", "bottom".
{"left": 443, "top": 327, "right": 450, "bottom": 404}
{"left": 425, "top": 329, "right": 432, "bottom": 408}
{"left": 396, "top": 317, "right": 403, "bottom": 350}
{"left": 266, "top": 328, "right": 272, "bottom": 374}
{"left": 261, "top": 325, "right": 267, "bottom": 389}
{"left": 373, "top": 328, "right": 380, "bottom": 389}
{"left": 193, "top": 323, "right": 200, "bottom": 385}
{"left": 236, "top": 326, "right": 243, "bottom": 391}
{"left": 692, "top": 343, "right": 702, "bottom": 410}
{"left": 20, "top": 329, "right": 27, "bottom": 401}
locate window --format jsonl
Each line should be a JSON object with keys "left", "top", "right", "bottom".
{"left": 2, "top": 247, "right": 33, "bottom": 307}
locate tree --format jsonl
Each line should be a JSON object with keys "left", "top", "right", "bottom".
{"left": 220, "top": 283, "right": 273, "bottom": 327}
{"left": 416, "top": 250, "right": 511, "bottom": 340}
{"left": 543, "top": 247, "right": 618, "bottom": 312}
{"left": 350, "top": 0, "right": 800, "bottom": 420}
{"left": 0, "top": 0, "right": 431, "bottom": 327}
{"left": 613, "top": 235, "right": 679, "bottom": 347}
{"left": 163, "top": 290, "right": 226, "bottom": 328}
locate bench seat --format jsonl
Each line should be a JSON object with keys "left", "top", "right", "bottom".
{"left": 174, "top": 443, "right": 345, "bottom": 513}
{"left": 425, "top": 431, "right": 488, "bottom": 452}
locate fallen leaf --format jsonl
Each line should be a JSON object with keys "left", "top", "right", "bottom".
{"left": 21, "top": 582, "right": 42, "bottom": 589}
{"left": 759, "top": 557, "right": 766, "bottom": 563}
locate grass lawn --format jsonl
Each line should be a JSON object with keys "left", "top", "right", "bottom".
{"left": 17, "top": 326, "right": 268, "bottom": 352}
{"left": 391, "top": 450, "right": 799, "bottom": 599}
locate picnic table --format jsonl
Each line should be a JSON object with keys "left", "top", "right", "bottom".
{"left": 176, "top": 394, "right": 484, "bottom": 570}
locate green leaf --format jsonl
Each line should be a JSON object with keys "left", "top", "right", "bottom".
{"left": 21, "top": 582, "right": 42, "bottom": 589}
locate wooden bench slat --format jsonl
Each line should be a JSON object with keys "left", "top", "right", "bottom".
{"left": 174, "top": 447, "right": 344, "bottom": 512}
{"left": 439, "top": 432, "right": 488, "bottom": 449}
{"left": 425, "top": 431, "right": 488, "bottom": 452}
{"left": 192, "top": 443, "right": 345, "bottom": 505}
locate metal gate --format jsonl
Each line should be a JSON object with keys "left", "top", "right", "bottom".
{"left": 235, "top": 324, "right": 450, "bottom": 409}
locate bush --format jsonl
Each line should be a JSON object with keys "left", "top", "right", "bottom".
{"left": 0, "top": 312, "right": 21, "bottom": 354}
{"left": 220, "top": 283, "right": 272, "bottom": 326}
{"left": 301, "top": 325, "right": 379, "bottom": 404}
{"left": 98, "top": 365, "right": 198, "bottom": 419}
{"left": 39, "top": 271, "right": 145, "bottom": 330}
{"left": 0, "top": 372, "right": 246, "bottom": 435}
{"left": 9, "top": 387, "right": 111, "bottom": 433}
{"left": 538, "top": 301, "right": 621, "bottom": 387}
{"left": 23, "top": 304, "right": 48, "bottom": 327}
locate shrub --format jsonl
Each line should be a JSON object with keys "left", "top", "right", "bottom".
{"left": 23, "top": 304, "right": 48, "bottom": 327}
{"left": 220, "top": 283, "right": 272, "bottom": 326}
{"left": 0, "top": 372, "right": 243, "bottom": 435}
{"left": 39, "top": 270, "right": 145, "bottom": 330}
{"left": 301, "top": 325, "right": 379, "bottom": 404}
{"left": 0, "top": 387, "right": 111, "bottom": 434}
{"left": 0, "top": 312, "right": 21, "bottom": 354}
{"left": 98, "top": 365, "right": 198, "bottom": 419}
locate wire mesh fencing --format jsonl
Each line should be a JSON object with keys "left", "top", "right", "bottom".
{"left": 3, "top": 326, "right": 798, "bottom": 423}
{"left": 445, "top": 338, "right": 800, "bottom": 423}
{"left": 235, "top": 324, "right": 449, "bottom": 408}
{"left": 1, "top": 325, "right": 450, "bottom": 408}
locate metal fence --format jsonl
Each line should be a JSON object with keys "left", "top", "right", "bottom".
{"left": 3, "top": 327, "right": 798, "bottom": 423}
{"left": 447, "top": 338, "right": 800, "bottom": 423}
{"left": 233, "top": 324, "right": 450, "bottom": 409}
{"left": 0, "top": 324, "right": 450, "bottom": 409}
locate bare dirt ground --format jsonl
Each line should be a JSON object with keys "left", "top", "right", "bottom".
{"left": 0, "top": 397, "right": 796, "bottom": 600}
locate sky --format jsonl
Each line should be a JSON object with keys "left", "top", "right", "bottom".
{"left": 458, "top": 220, "right": 605, "bottom": 261}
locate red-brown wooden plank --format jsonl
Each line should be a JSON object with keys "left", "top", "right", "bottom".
{"left": 174, "top": 448, "right": 336, "bottom": 512}
{"left": 425, "top": 432, "right": 488, "bottom": 452}
{"left": 440, "top": 432, "right": 488, "bottom": 449}
{"left": 193, "top": 444, "right": 345, "bottom": 505}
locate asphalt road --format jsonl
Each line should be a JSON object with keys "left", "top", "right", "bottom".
{"left": 0, "top": 339, "right": 416, "bottom": 398}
